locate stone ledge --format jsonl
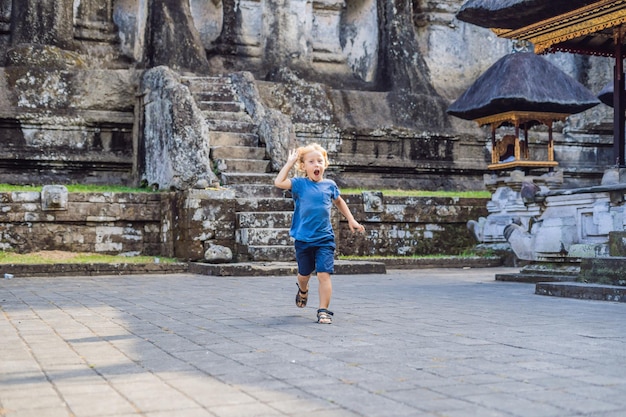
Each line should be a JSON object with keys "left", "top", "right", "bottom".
{"left": 369, "top": 256, "right": 502, "bottom": 269}
{"left": 495, "top": 273, "right": 577, "bottom": 283}
{"left": 190, "top": 260, "right": 387, "bottom": 277}
{"left": 0, "top": 257, "right": 499, "bottom": 278}
{"left": 535, "top": 282, "right": 626, "bottom": 303}
{"left": 0, "top": 262, "right": 189, "bottom": 277}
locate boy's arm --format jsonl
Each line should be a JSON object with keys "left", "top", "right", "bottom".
{"left": 274, "top": 149, "right": 299, "bottom": 190}
{"left": 333, "top": 196, "right": 365, "bottom": 233}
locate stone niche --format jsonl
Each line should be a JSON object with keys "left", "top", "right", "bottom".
{"left": 207, "top": 0, "right": 379, "bottom": 85}
{"left": 41, "top": 185, "right": 69, "bottom": 211}
{"left": 0, "top": 113, "right": 135, "bottom": 186}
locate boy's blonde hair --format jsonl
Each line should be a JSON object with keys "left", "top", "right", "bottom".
{"left": 295, "top": 143, "right": 330, "bottom": 173}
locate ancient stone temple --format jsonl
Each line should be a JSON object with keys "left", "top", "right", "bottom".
{"left": 0, "top": 0, "right": 622, "bottom": 268}
{"left": 0, "top": 0, "right": 615, "bottom": 192}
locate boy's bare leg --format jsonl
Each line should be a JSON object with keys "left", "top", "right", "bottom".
{"left": 317, "top": 272, "right": 332, "bottom": 309}
{"left": 295, "top": 274, "right": 311, "bottom": 308}
{"left": 297, "top": 274, "right": 310, "bottom": 292}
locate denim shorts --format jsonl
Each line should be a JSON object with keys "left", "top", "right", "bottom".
{"left": 295, "top": 239, "right": 335, "bottom": 276}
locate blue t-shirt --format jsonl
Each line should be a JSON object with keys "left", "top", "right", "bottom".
{"left": 290, "top": 177, "right": 340, "bottom": 244}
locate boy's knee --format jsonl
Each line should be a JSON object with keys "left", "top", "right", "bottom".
{"left": 317, "top": 272, "right": 331, "bottom": 282}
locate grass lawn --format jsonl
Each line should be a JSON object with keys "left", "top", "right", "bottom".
{"left": 0, "top": 183, "right": 490, "bottom": 198}
{"left": 0, "top": 251, "right": 177, "bottom": 264}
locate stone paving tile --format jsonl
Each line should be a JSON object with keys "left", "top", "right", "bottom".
{"left": 1, "top": 267, "right": 625, "bottom": 417}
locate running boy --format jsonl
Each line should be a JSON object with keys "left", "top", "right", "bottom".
{"left": 274, "top": 143, "right": 365, "bottom": 324}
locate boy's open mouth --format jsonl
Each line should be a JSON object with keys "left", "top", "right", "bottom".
{"left": 314, "top": 169, "right": 320, "bottom": 176}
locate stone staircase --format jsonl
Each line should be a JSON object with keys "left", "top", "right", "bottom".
{"left": 181, "top": 75, "right": 295, "bottom": 262}
{"left": 235, "top": 197, "right": 295, "bottom": 262}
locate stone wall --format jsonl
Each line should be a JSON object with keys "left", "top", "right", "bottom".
{"left": 337, "top": 194, "right": 487, "bottom": 257}
{"left": 0, "top": 189, "right": 488, "bottom": 259}
{"left": 0, "top": 190, "right": 174, "bottom": 256}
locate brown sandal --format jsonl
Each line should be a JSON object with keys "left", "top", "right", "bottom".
{"left": 295, "top": 284, "right": 308, "bottom": 308}
{"left": 317, "top": 309, "right": 333, "bottom": 324}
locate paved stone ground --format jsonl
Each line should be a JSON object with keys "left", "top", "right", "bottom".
{"left": 1, "top": 267, "right": 625, "bottom": 417}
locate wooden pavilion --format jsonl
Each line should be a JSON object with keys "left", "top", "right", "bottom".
{"left": 447, "top": 51, "right": 599, "bottom": 170}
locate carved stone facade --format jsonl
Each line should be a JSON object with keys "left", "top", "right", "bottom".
{"left": 0, "top": 0, "right": 615, "bottom": 190}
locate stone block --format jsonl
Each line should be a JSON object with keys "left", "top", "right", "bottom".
{"left": 609, "top": 232, "right": 626, "bottom": 256}
{"left": 536, "top": 282, "right": 626, "bottom": 302}
{"left": 362, "top": 191, "right": 383, "bottom": 213}
{"left": 568, "top": 243, "right": 610, "bottom": 258}
{"left": 578, "top": 257, "right": 626, "bottom": 286}
{"left": 41, "top": 185, "right": 68, "bottom": 211}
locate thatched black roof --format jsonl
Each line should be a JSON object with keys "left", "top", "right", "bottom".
{"left": 456, "top": 0, "right": 597, "bottom": 30}
{"left": 597, "top": 81, "right": 625, "bottom": 107}
{"left": 447, "top": 52, "right": 600, "bottom": 121}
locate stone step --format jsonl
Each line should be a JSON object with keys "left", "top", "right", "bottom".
{"left": 197, "top": 101, "right": 244, "bottom": 112}
{"left": 181, "top": 76, "right": 232, "bottom": 93}
{"left": 496, "top": 263, "right": 580, "bottom": 283}
{"left": 222, "top": 172, "right": 276, "bottom": 186}
{"left": 193, "top": 89, "right": 236, "bottom": 102}
{"left": 242, "top": 245, "right": 296, "bottom": 262}
{"left": 211, "top": 131, "right": 259, "bottom": 147}
{"left": 207, "top": 119, "right": 256, "bottom": 134}
{"left": 236, "top": 228, "right": 292, "bottom": 246}
{"left": 211, "top": 146, "right": 266, "bottom": 160}
{"left": 237, "top": 211, "right": 292, "bottom": 228}
{"left": 203, "top": 110, "right": 252, "bottom": 123}
{"left": 214, "top": 158, "right": 270, "bottom": 173}
{"left": 236, "top": 197, "right": 294, "bottom": 212}
{"left": 182, "top": 74, "right": 296, "bottom": 262}
{"left": 495, "top": 273, "right": 578, "bottom": 283}
{"left": 535, "top": 282, "right": 626, "bottom": 302}
{"left": 227, "top": 184, "right": 286, "bottom": 198}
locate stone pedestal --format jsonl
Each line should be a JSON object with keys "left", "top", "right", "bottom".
{"left": 468, "top": 169, "right": 563, "bottom": 245}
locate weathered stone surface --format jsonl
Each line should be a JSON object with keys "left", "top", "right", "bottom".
{"left": 579, "top": 257, "right": 626, "bottom": 286}
{"left": 147, "top": 0, "right": 209, "bottom": 74}
{"left": 495, "top": 262, "right": 579, "bottom": 283}
{"left": 141, "top": 66, "right": 218, "bottom": 190}
{"left": 9, "top": 1, "right": 74, "bottom": 49}
{"left": 189, "top": 260, "right": 386, "bottom": 276}
{"left": 0, "top": 262, "right": 188, "bottom": 278}
{"left": 204, "top": 243, "right": 233, "bottom": 263}
{"left": 0, "top": 190, "right": 488, "bottom": 260}
{"left": 338, "top": 194, "right": 487, "bottom": 256}
{"left": 0, "top": 191, "right": 173, "bottom": 256}
{"left": 536, "top": 282, "right": 626, "bottom": 303}
{"left": 609, "top": 232, "right": 626, "bottom": 257}
{"left": 41, "top": 185, "right": 68, "bottom": 211}
{"left": 172, "top": 189, "right": 237, "bottom": 261}
{"left": 369, "top": 256, "right": 501, "bottom": 269}
{"left": 504, "top": 181, "right": 626, "bottom": 262}
{"left": 0, "top": 61, "right": 137, "bottom": 185}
